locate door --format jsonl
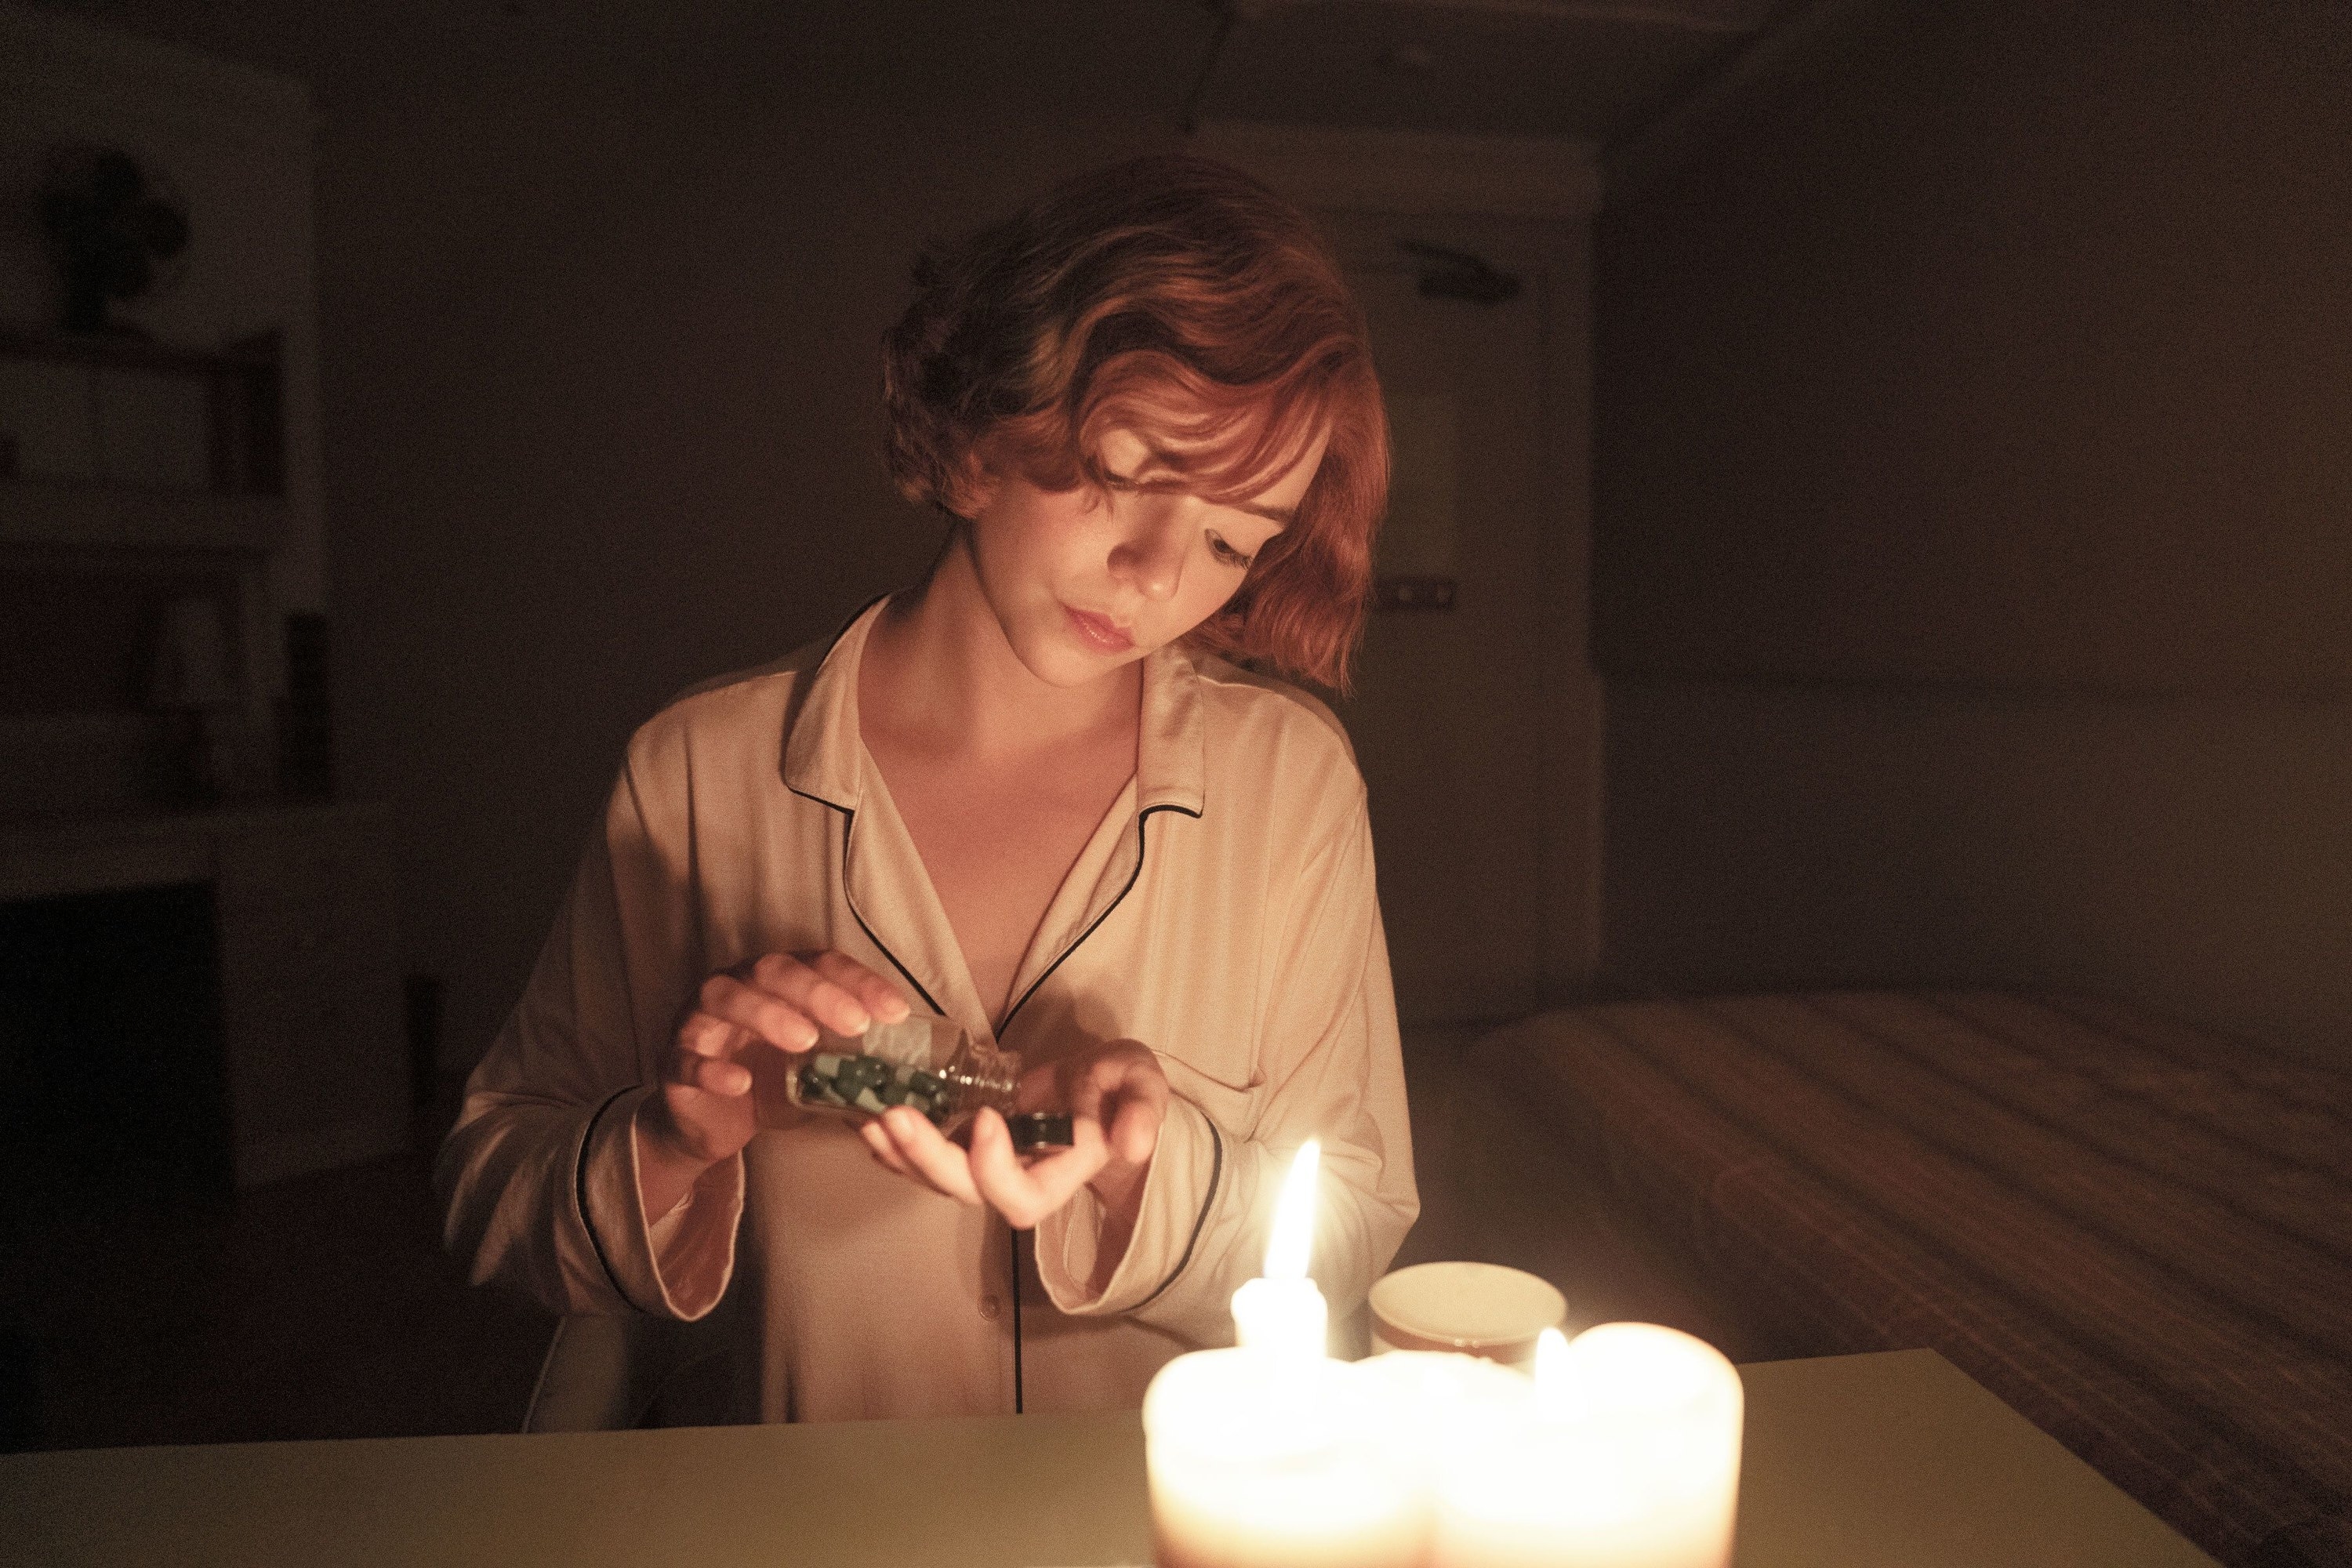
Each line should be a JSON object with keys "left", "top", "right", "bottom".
{"left": 1323, "top": 214, "right": 1596, "bottom": 1025}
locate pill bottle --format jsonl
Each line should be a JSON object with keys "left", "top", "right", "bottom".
{"left": 788, "top": 1014, "right": 1071, "bottom": 1152}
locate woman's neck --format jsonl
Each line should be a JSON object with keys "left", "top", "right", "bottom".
{"left": 861, "top": 529, "right": 1141, "bottom": 763}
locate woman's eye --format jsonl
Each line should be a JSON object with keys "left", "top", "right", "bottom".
{"left": 1208, "top": 532, "right": 1254, "bottom": 568}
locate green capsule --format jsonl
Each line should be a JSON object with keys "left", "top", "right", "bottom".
{"left": 909, "top": 1070, "right": 944, "bottom": 1098}
{"left": 853, "top": 1087, "right": 888, "bottom": 1114}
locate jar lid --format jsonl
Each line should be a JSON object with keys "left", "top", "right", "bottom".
{"left": 1007, "top": 1112, "right": 1073, "bottom": 1153}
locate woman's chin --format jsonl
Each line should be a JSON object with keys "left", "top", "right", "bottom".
{"left": 1013, "top": 633, "right": 1145, "bottom": 691}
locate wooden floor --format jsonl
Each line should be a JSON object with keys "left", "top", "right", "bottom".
{"left": 2, "top": 1027, "right": 1731, "bottom": 1452}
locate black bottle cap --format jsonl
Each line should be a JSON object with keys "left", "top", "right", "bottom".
{"left": 1007, "top": 1112, "right": 1074, "bottom": 1154}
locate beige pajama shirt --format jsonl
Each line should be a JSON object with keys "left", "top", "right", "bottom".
{"left": 438, "top": 598, "right": 1417, "bottom": 1422}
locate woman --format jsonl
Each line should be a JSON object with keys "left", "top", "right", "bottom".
{"left": 439, "top": 154, "right": 1417, "bottom": 1424}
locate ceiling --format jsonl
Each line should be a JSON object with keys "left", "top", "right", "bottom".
{"left": 31, "top": 0, "right": 1806, "bottom": 146}
{"left": 1192, "top": 0, "right": 1791, "bottom": 140}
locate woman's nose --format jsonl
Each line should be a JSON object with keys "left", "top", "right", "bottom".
{"left": 1108, "top": 497, "right": 1187, "bottom": 601}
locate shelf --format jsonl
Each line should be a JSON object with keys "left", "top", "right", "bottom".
{"left": 0, "top": 326, "right": 285, "bottom": 499}
{"left": 0, "top": 326, "right": 278, "bottom": 376}
{"left": 0, "top": 477, "right": 285, "bottom": 553}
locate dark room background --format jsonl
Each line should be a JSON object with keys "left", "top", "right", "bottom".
{"left": 18, "top": 0, "right": 2342, "bottom": 1092}
{"left": 1, "top": 0, "right": 2347, "bottom": 1455}
{"left": 1595, "top": 0, "right": 2352, "bottom": 1068}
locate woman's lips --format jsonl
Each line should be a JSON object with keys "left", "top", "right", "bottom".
{"left": 1064, "top": 604, "right": 1134, "bottom": 654}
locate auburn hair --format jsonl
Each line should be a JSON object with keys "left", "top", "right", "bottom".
{"left": 882, "top": 154, "right": 1388, "bottom": 691}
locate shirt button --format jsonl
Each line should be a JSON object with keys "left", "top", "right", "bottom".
{"left": 978, "top": 1294, "right": 1003, "bottom": 1321}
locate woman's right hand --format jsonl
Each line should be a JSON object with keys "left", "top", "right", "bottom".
{"left": 633, "top": 951, "right": 911, "bottom": 1218}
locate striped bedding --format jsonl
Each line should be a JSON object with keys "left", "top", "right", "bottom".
{"left": 1468, "top": 990, "right": 2352, "bottom": 1568}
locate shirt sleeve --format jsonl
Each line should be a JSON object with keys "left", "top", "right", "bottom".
{"left": 435, "top": 738, "right": 745, "bottom": 1320}
{"left": 1034, "top": 789, "right": 1419, "bottom": 1344}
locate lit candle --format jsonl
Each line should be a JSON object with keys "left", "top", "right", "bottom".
{"left": 1144, "top": 1138, "right": 1422, "bottom": 1567}
{"left": 1431, "top": 1323, "right": 1744, "bottom": 1568}
{"left": 1143, "top": 1350, "right": 1422, "bottom": 1568}
{"left": 1229, "top": 1138, "right": 1327, "bottom": 1357}
{"left": 1353, "top": 1348, "right": 1534, "bottom": 1478}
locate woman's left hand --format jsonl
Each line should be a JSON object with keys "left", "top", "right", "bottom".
{"left": 858, "top": 1040, "right": 1167, "bottom": 1234}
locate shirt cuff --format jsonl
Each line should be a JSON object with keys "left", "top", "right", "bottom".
{"left": 576, "top": 1084, "right": 743, "bottom": 1319}
{"left": 1036, "top": 1091, "right": 1224, "bottom": 1319}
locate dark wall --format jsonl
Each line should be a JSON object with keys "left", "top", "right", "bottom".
{"left": 1594, "top": 0, "right": 2352, "bottom": 1063}
{"left": 1599, "top": 0, "right": 2352, "bottom": 693}
{"left": 307, "top": 61, "right": 1180, "bottom": 1072}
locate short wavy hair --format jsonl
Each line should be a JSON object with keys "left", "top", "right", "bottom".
{"left": 883, "top": 154, "right": 1388, "bottom": 691}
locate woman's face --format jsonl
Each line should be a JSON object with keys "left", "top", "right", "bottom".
{"left": 963, "top": 424, "right": 1329, "bottom": 688}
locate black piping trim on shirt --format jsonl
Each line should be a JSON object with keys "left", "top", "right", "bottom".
{"left": 781, "top": 785, "right": 949, "bottom": 1018}
{"left": 994, "top": 800, "right": 1207, "bottom": 1327}
{"left": 842, "top": 850, "right": 949, "bottom": 1016}
{"left": 779, "top": 601, "right": 949, "bottom": 1018}
{"left": 771, "top": 588, "right": 894, "bottom": 814}
{"left": 782, "top": 630, "right": 1203, "bottom": 1394}
{"left": 1132, "top": 1113, "right": 1222, "bottom": 1312}
{"left": 576, "top": 1086, "right": 638, "bottom": 1309}
{"left": 1010, "top": 1228, "right": 1025, "bottom": 1415}
{"left": 998, "top": 800, "right": 1202, "bottom": 1036}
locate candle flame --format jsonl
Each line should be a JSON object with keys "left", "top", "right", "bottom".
{"left": 1534, "top": 1326, "right": 1572, "bottom": 1420}
{"left": 1263, "top": 1138, "right": 1321, "bottom": 1279}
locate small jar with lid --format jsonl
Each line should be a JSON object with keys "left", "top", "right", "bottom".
{"left": 787, "top": 1014, "right": 1072, "bottom": 1152}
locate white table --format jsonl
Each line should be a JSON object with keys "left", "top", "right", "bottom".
{"left": 0, "top": 1348, "right": 2219, "bottom": 1567}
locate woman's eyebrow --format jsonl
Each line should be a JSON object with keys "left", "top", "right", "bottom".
{"left": 1133, "top": 442, "right": 1294, "bottom": 526}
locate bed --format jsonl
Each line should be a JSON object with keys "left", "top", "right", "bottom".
{"left": 1465, "top": 989, "right": 2352, "bottom": 1568}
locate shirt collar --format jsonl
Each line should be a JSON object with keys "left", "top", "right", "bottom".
{"left": 779, "top": 598, "right": 879, "bottom": 811}
{"left": 1136, "top": 638, "right": 1207, "bottom": 818}
{"left": 780, "top": 596, "right": 1207, "bottom": 818}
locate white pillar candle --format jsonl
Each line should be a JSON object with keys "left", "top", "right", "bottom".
{"left": 1432, "top": 1323, "right": 1744, "bottom": 1568}
{"left": 1229, "top": 1138, "right": 1327, "bottom": 1358}
{"left": 1352, "top": 1348, "right": 1534, "bottom": 1477}
{"left": 1143, "top": 1136, "right": 1424, "bottom": 1566}
{"left": 1143, "top": 1349, "right": 1422, "bottom": 1568}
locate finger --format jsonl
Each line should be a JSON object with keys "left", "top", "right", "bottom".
{"left": 1014, "top": 1061, "right": 1062, "bottom": 1116}
{"left": 699, "top": 971, "right": 821, "bottom": 1053}
{"left": 860, "top": 1116, "right": 913, "bottom": 1178}
{"left": 805, "top": 951, "right": 912, "bottom": 1026}
{"left": 689, "top": 1051, "right": 753, "bottom": 1097}
{"left": 1065, "top": 1055, "right": 1113, "bottom": 1123}
{"left": 746, "top": 953, "right": 876, "bottom": 1039}
{"left": 1100, "top": 1044, "right": 1167, "bottom": 1105}
{"left": 971, "top": 1109, "right": 1107, "bottom": 1229}
{"left": 671, "top": 1014, "right": 753, "bottom": 1094}
{"left": 878, "top": 1107, "right": 982, "bottom": 1205}
{"left": 1107, "top": 1093, "right": 1163, "bottom": 1167}
{"left": 675, "top": 1011, "right": 741, "bottom": 1063}
{"left": 1069, "top": 1047, "right": 1152, "bottom": 1123}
